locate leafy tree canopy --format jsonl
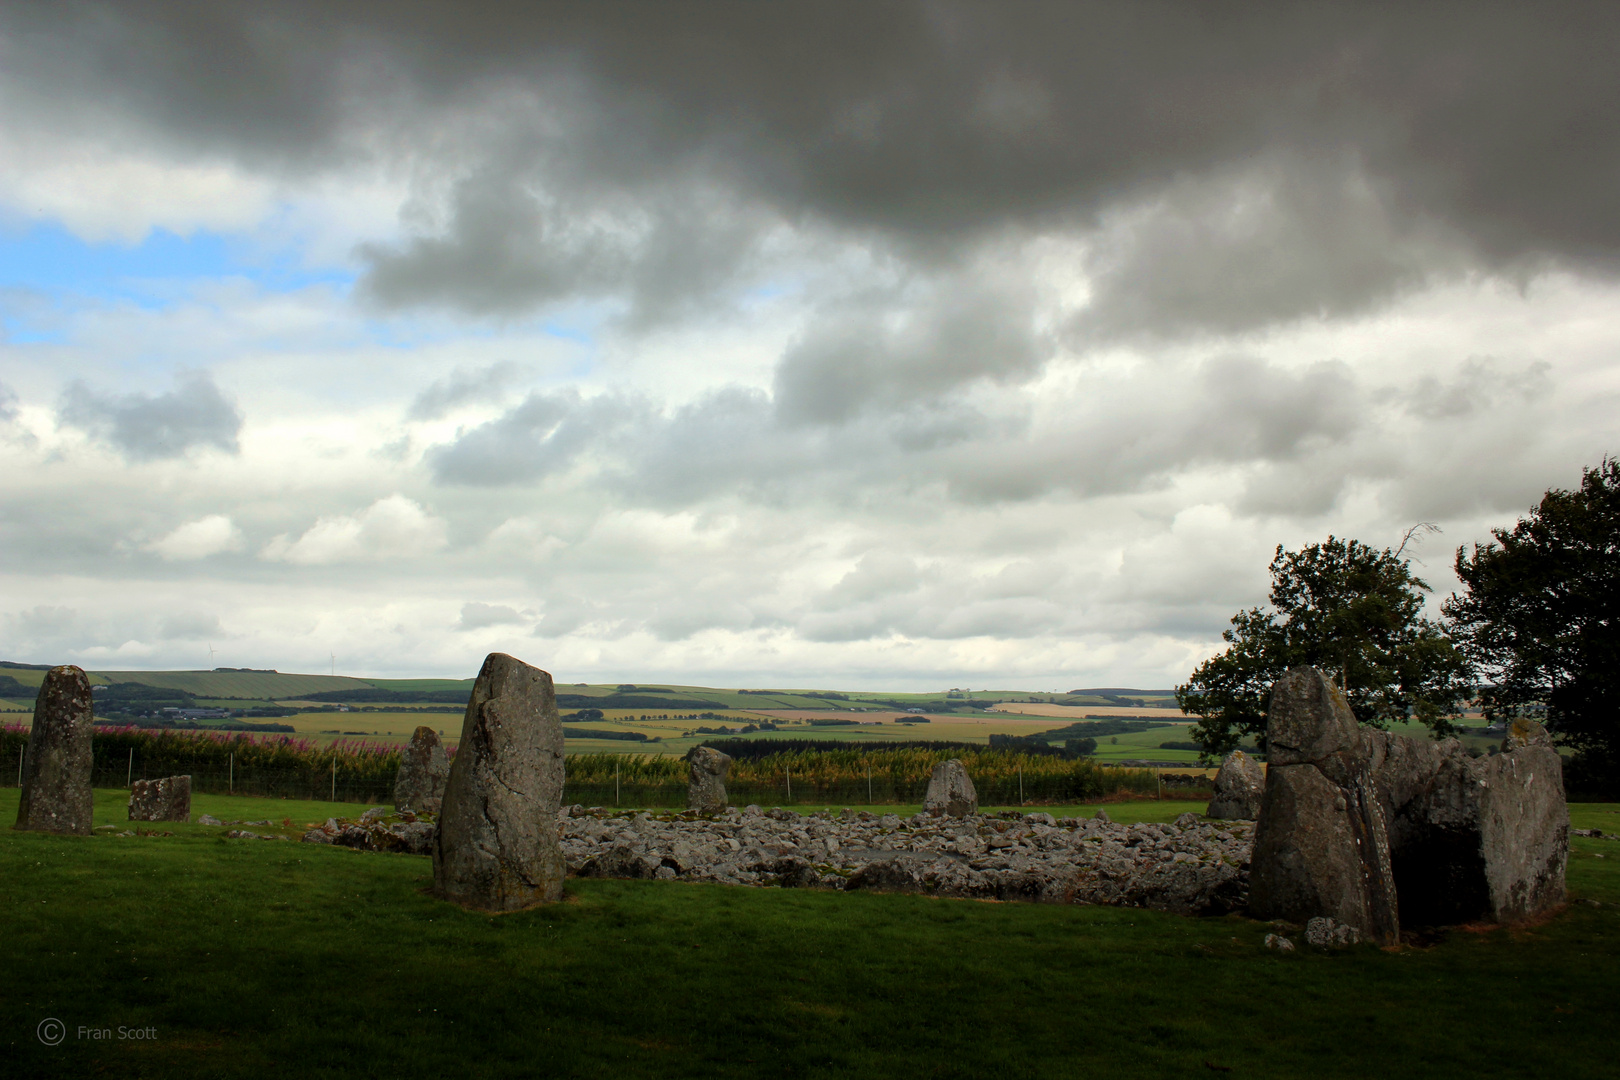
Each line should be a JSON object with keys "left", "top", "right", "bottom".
{"left": 1178, "top": 537, "right": 1473, "bottom": 758}
{"left": 1445, "top": 458, "right": 1620, "bottom": 767}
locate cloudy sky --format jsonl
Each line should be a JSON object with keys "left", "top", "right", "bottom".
{"left": 1, "top": 2, "right": 1616, "bottom": 688}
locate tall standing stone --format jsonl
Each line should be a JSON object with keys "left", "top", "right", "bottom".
{"left": 15, "top": 665, "right": 94, "bottom": 835}
{"left": 128, "top": 775, "right": 191, "bottom": 822}
{"left": 924, "top": 759, "right": 978, "bottom": 817}
{"left": 432, "top": 653, "right": 566, "bottom": 912}
{"left": 1207, "top": 750, "right": 1266, "bottom": 820}
{"left": 686, "top": 746, "right": 731, "bottom": 812}
{"left": 1249, "top": 667, "right": 1400, "bottom": 943}
{"left": 394, "top": 726, "right": 450, "bottom": 814}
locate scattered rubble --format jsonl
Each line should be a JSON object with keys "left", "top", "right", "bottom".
{"left": 1304, "top": 916, "right": 1360, "bottom": 948}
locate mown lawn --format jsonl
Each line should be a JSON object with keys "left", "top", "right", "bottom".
{"left": 2, "top": 790, "right": 1616, "bottom": 1079}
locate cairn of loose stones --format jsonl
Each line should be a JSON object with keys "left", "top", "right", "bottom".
{"left": 561, "top": 804, "right": 1252, "bottom": 914}
{"left": 15, "top": 665, "right": 95, "bottom": 835}
{"left": 433, "top": 652, "right": 568, "bottom": 912}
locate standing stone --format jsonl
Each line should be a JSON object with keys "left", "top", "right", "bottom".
{"left": 128, "top": 775, "right": 191, "bottom": 822}
{"left": 432, "top": 653, "right": 566, "bottom": 912}
{"left": 924, "top": 759, "right": 978, "bottom": 818}
{"left": 394, "top": 726, "right": 450, "bottom": 814}
{"left": 14, "top": 665, "right": 94, "bottom": 835}
{"left": 1250, "top": 667, "right": 1400, "bottom": 943}
{"left": 1207, "top": 750, "right": 1266, "bottom": 820}
{"left": 686, "top": 746, "right": 732, "bottom": 812}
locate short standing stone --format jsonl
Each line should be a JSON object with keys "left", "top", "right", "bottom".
{"left": 128, "top": 776, "right": 191, "bottom": 822}
{"left": 394, "top": 726, "right": 450, "bottom": 814}
{"left": 924, "top": 759, "right": 978, "bottom": 818}
{"left": 432, "top": 653, "right": 567, "bottom": 912}
{"left": 14, "top": 665, "right": 94, "bottom": 835}
{"left": 1207, "top": 750, "right": 1266, "bottom": 820}
{"left": 686, "top": 746, "right": 732, "bottom": 812}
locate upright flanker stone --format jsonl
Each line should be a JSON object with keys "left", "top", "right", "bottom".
{"left": 129, "top": 776, "right": 191, "bottom": 822}
{"left": 1251, "top": 666, "right": 1567, "bottom": 937}
{"left": 1250, "top": 667, "right": 1400, "bottom": 943}
{"left": 924, "top": 759, "right": 978, "bottom": 818}
{"left": 433, "top": 653, "right": 566, "bottom": 912}
{"left": 686, "top": 746, "right": 731, "bottom": 812}
{"left": 394, "top": 726, "right": 450, "bottom": 813}
{"left": 15, "top": 665, "right": 94, "bottom": 835}
{"left": 1207, "top": 750, "right": 1265, "bottom": 820}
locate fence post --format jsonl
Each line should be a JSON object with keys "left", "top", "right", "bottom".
{"left": 331, "top": 756, "right": 336, "bottom": 802}
{"left": 866, "top": 760, "right": 872, "bottom": 805}
{"left": 1018, "top": 762, "right": 1023, "bottom": 807}
{"left": 615, "top": 760, "right": 620, "bottom": 806}
{"left": 126, "top": 748, "right": 133, "bottom": 789}
{"left": 786, "top": 764, "right": 792, "bottom": 802}
{"left": 16, "top": 746, "right": 22, "bottom": 788}
{"left": 229, "top": 751, "right": 234, "bottom": 794}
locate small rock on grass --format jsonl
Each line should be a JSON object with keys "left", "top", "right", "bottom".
{"left": 198, "top": 814, "right": 223, "bottom": 826}
{"left": 1305, "top": 916, "right": 1360, "bottom": 948}
{"left": 1264, "top": 933, "right": 1296, "bottom": 952}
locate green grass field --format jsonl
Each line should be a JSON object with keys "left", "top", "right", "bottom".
{"left": 2, "top": 789, "right": 1616, "bottom": 1079}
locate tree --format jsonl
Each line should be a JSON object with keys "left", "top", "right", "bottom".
{"left": 1178, "top": 537, "right": 1473, "bottom": 759}
{"left": 1445, "top": 458, "right": 1620, "bottom": 773}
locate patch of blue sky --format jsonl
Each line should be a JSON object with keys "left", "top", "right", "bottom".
{"left": 0, "top": 313, "right": 66, "bottom": 345}
{"left": 0, "top": 222, "right": 354, "bottom": 309}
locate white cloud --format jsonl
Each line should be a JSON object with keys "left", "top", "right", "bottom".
{"left": 262, "top": 496, "right": 449, "bottom": 565}
{"left": 146, "top": 515, "right": 244, "bottom": 560}
{"left": 458, "top": 602, "right": 528, "bottom": 631}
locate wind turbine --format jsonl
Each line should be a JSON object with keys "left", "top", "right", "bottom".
{"left": 331, "top": 652, "right": 336, "bottom": 677}
{"left": 208, "top": 643, "right": 216, "bottom": 668}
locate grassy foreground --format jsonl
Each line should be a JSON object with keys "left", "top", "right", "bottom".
{"left": 2, "top": 791, "right": 1617, "bottom": 1079}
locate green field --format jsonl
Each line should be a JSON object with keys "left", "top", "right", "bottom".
{"left": 2, "top": 789, "right": 1616, "bottom": 1078}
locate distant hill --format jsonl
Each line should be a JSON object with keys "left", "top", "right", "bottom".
{"left": 0, "top": 664, "right": 1179, "bottom": 712}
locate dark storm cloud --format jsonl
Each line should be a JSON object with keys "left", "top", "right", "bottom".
{"left": 58, "top": 372, "right": 243, "bottom": 461}
{"left": 426, "top": 353, "right": 1366, "bottom": 508}
{"left": 424, "top": 389, "right": 639, "bottom": 485}
{"left": 774, "top": 279, "right": 1049, "bottom": 426}
{"left": 5, "top": 2, "right": 1620, "bottom": 333}
{"left": 406, "top": 361, "right": 526, "bottom": 421}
